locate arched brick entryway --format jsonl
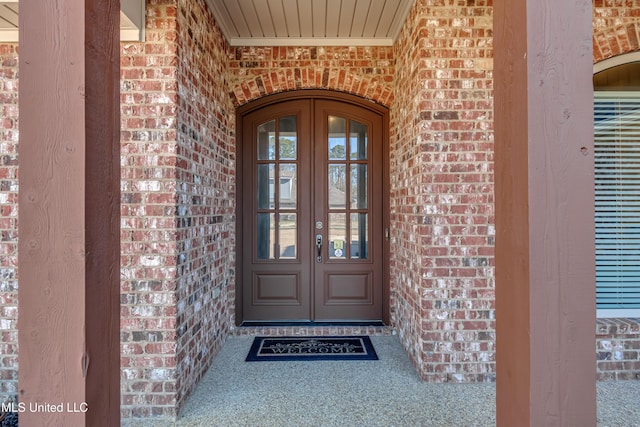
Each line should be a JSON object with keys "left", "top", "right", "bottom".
{"left": 227, "top": 46, "right": 394, "bottom": 108}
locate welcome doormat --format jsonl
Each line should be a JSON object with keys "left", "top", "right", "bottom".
{"left": 245, "top": 336, "right": 378, "bottom": 361}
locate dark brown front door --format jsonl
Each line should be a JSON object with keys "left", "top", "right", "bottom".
{"left": 241, "top": 96, "right": 384, "bottom": 322}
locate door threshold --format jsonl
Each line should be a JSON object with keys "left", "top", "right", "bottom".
{"left": 239, "top": 320, "right": 385, "bottom": 327}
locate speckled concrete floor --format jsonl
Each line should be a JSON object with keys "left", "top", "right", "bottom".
{"left": 124, "top": 335, "right": 640, "bottom": 427}
{"left": 176, "top": 335, "right": 496, "bottom": 427}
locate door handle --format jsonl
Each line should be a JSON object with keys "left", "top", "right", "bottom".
{"left": 316, "top": 234, "right": 323, "bottom": 263}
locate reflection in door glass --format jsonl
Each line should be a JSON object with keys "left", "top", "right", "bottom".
{"left": 257, "top": 213, "right": 276, "bottom": 259}
{"left": 328, "top": 164, "right": 346, "bottom": 209}
{"left": 256, "top": 115, "right": 299, "bottom": 261}
{"left": 279, "top": 213, "right": 297, "bottom": 258}
{"left": 350, "top": 213, "right": 368, "bottom": 259}
{"left": 329, "top": 213, "right": 347, "bottom": 259}
{"left": 257, "top": 164, "right": 275, "bottom": 209}
{"left": 279, "top": 116, "right": 297, "bottom": 160}
{"left": 257, "top": 120, "right": 276, "bottom": 160}
{"left": 328, "top": 116, "right": 347, "bottom": 160}
{"left": 279, "top": 164, "right": 297, "bottom": 208}
{"left": 349, "top": 120, "right": 368, "bottom": 160}
{"left": 350, "top": 164, "right": 367, "bottom": 209}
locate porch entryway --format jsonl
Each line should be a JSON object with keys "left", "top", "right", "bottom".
{"left": 237, "top": 91, "right": 390, "bottom": 324}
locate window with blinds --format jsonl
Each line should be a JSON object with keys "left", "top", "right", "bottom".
{"left": 594, "top": 92, "right": 640, "bottom": 316}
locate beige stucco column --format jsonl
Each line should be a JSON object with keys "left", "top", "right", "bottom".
{"left": 18, "top": 1, "right": 121, "bottom": 425}
{"left": 494, "top": 0, "right": 596, "bottom": 425}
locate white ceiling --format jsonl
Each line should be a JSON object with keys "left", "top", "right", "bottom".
{"left": 0, "top": 0, "right": 414, "bottom": 46}
{"left": 0, "top": 1, "right": 146, "bottom": 42}
{"left": 206, "top": 0, "right": 415, "bottom": 46}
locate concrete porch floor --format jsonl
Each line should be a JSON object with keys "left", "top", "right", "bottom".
{"left": 127, "top": 335, "right": 640, "bottom": 426}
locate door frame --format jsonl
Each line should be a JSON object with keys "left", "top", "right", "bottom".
{"left": 235, "top": 90, "right": 390, "bottom": 325}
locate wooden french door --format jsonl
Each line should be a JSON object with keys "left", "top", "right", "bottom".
{"left": 241, "top": 97, "right": 384, "bottom": 322}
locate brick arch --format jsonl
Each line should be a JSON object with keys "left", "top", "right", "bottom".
{"left": 593, "top": 14, "right": 640, "bottom": 63}
{"left": 229, "top": 67, "right": 394, "bottom": 108}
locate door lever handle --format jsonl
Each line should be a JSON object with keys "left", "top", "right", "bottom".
{"left": 316, "top": 234, "right": 323, "bottom": 263}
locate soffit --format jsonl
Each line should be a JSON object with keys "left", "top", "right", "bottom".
{"left": 0, "top": 1, "right": 146, "bottom": 42}
{"left": 206, "top": 0, "right": 415, "bottom": 46}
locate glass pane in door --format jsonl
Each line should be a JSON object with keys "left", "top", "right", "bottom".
{"left": 279, "top": 164, "right": 297, "bottom": 208}
{"left": 349, "top": 120, "right": 368, "bottom": 160}
{"left": 257, "top": 164, "right": 275, "bottom": 209}
{"left": 326, "top": 115, "right": 369, "bottom": 261}
{"left": 279, "top": 213, "right": 297, "bottom": 258}
{"left": 329, "top": 213, "right": 347, "bottom": 259}
{"left": 328, "top": 116, "right": 347, "bottom": 160}
{"left": 257, "top": 213, "right": 276, "bottom": 259}
{"left": 257, "top": 120, "right": 276, "bottom": 160}
{"left": 279, "top": 116, "right": 297, "bottom": 160}
{"left": 328, "top": 164, "right": 346, "bottom": 209}
{"left": 350, "top": 164, "right": 367, "bottom": 209}
{"left": 256, "top": 116, "right": 299, "bottom": 261}
{"left": 350, "top": 213, "right": 368, "bottom": 259}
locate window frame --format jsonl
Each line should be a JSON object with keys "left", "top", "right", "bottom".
{"left": 594, "top": 90, "right": 640, "bottom": 318}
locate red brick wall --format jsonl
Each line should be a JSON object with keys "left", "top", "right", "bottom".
{"left": 174, "top": 0, "right": 235, "bottom": 411}
{"left": 593, "top": 0, "right": 640, "bottom": 62}
{"left": 0, "top": 43, "right": 18, "bottom": 400}
{"left": 228, "top": 46, "right": 394, "bottom": 107}
{"left": 120, "top": 0, "right": 236, "bottom": 419}
{"left": 597, "top": 319, "right": 640, "bottom": 380}
{"left": 391, "top": 0, "right": 495, "bottom": 381}
{"left": 119, "top": 0, "right": 180, "bottom": 418}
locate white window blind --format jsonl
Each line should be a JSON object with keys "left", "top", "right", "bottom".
{"left": 594, "top": 92, "right": 640, "bottom": 313}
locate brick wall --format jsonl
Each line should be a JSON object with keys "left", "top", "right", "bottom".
{"left": 119, "top": 0, "right": 180, "bottom": 418}
{"left": 391, "top": 0, "right": 495, "bottom": 381}
{"left": 174, "top": 0, "right": 235, "bottom": 412}
{"left": 120, "top": 0, "right": 236, "bottom": 419}
{"left": 390, "top": 0, "right": 432, "bottom": 373}
{"left": 228, "top": 46, "right": 394, "bottom": 107}
{"left": 0, "top": 43, "right": 18, "bottom": 401}
{"left": 597, "top": 318, "right": 640, "bottom": 380}
{"left": 593, "top": 0, "right": 640, "bottom": 62}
